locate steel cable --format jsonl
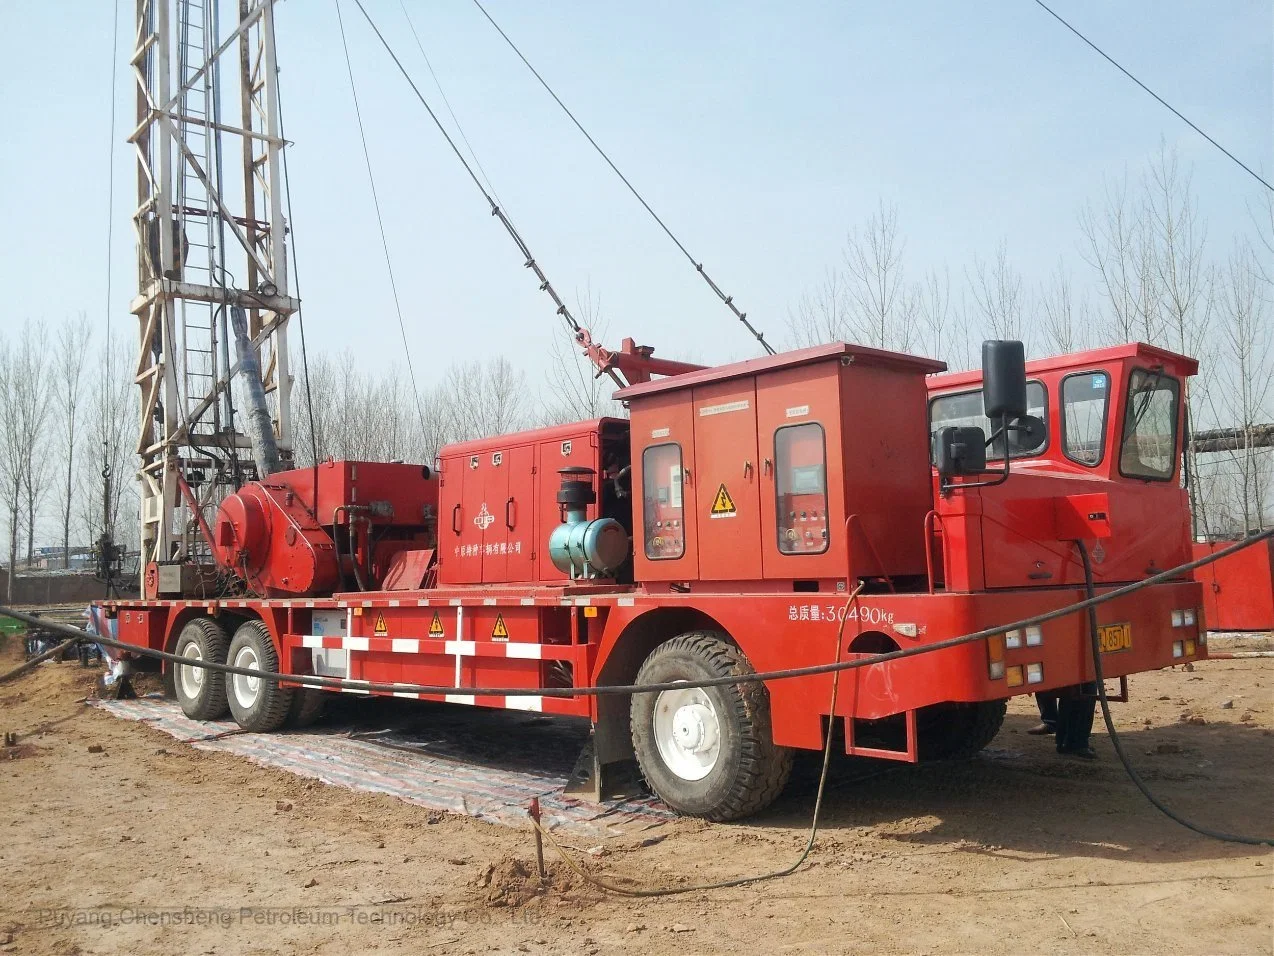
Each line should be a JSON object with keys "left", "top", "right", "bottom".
{"left": 346, "top": 0, "right": 622, "bottom": 385}
{"left": 334, "top": 0, "right": 432, "bottom": 439}
{"left": 469, "top": 0, "right": 776, "bottom": 356}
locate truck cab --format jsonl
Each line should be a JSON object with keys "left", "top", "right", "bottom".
{"left": 927, "top": 344, "right": 1199, "bottom": 592}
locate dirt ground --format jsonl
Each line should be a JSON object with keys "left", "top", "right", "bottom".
{"left": 0, "top": 634, "right": 1270, "bottom": 956}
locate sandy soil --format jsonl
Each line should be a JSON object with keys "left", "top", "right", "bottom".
{"left": 0, "top": 634, "right": 1270, "bottom": 956}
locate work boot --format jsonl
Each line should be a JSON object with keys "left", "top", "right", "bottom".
{"left": 1026, "top": 722, "right": 1055, "bottom": 735}
{"left": 1058, "top": 746, "right": 1097, "bottom": 760}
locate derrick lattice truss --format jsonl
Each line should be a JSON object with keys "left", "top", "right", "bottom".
{"left": 130, "top": 0, "right": 297, "bottom": 578}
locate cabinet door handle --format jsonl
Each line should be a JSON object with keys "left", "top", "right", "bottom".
{"left": 451, "top": 504, "right": 461, "bottom": 535}
{"left": 505, "top": 497, "right": 516, "bottom": 530}
{"left": 763, "top": 458, "right": 773, "bottom": 476}
{"left": 743, "top": 460, "right": 753, "bottom": 478}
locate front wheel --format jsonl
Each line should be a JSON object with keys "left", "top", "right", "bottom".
{"left": 630, "top": 631, "right": 792, "bottom": 821}
{"left": 226, "top": 620, "right": 294, "bottom": 732}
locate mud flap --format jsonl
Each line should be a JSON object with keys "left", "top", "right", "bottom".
{"left": 564, "top": 735, "right": 644, "bottom": 802}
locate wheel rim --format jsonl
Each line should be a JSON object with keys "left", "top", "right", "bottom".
{"left": 177, "top": 640, "right": 204, "bottom": 701}
{"left": 652, "top": 684, "right": 721, "bottom": 781}
{"left": 231, "top": 644, "right": 261, "bottom": 710}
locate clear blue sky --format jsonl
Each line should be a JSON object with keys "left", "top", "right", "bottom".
{"left": 0, "top": 1, "right": 1269, "bottom": 379}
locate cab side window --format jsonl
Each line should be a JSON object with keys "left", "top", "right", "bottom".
{"left": 1062, "top": 372, "right": 1109, "bottom": 465}
{"left": 929, "top": 382, "right": 1047, "bottom": 460}
{"left": 642, "top": 443, "right": 685, "bottom": 559}
{"left": 775, "top": 423, "right": 829, "bottom": 555}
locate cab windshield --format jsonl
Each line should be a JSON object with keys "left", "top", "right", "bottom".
{"left": 1119, "top": 368, "right": 1180, "bottom": 481}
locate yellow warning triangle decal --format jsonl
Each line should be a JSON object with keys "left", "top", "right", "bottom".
{"left": 711, "top": 483, "right": 736, "bottom": 516}
{"left": 373, "top": 613, "right": 388, "bottom": 635}
{"left": 428, "top": 612, "right": 445, "bottom": 637}
{"left": 491, "top": 614, "right": 509, "bottom": 640}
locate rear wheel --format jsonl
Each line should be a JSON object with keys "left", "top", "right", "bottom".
{"left": 918, "top": 699, "right": 1007, "bottom": 759}
{"left": 172, "top": 618, "right": 229, "bottom": 721}
{"left": 285, "top": 687, "right": 328, "bottom": 729}
{"left": 630, "top": 631, "right": 792, "bottom": 821}
{"left": 226, "top": 620, "right": 294, "bottom": 732}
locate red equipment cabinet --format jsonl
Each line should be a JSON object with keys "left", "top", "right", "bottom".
{"left": 98, "top": 338, "right": 1206, "bottom": 822}
{"left": 1192, "top": 538, "right": 1274, "bottom": 631}
{"left": 435, "top": 420, "right": 629, "bottom": 586}
{"left": 624, "top": 344, "right": 944, "bottom": 587}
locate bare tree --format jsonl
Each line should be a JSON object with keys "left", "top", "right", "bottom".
{"left": 1209, "top": 239, "right": 1273, "bottom": 532}
{"left": 0, "top": 322, "right": 52, "bottom": 594}
{"left": 916, "top": 266, "right": 953, "bottom": 360}
{"left": 844, "top": 201, "right": 918, "bottom": 351}
{"left": 785, "top": 268, "right": 852, "bottom": 348}
{"left": 1145, "top": 145, "right": 1216, "bottom": 534}
{"left": 1149, "top": 146, "right": 1212, "bottom": 359}
{"left": 439, "top": 357, "right": 528, "bottom": 442}
{"left": 1038, "top": 259, "right": 1090, "bottom": 354}
{"left": 1079, "top": 173, "right": 1163, "bottom": 344}
{"left": 542, "top": 287, "right": 626, "bottom": 425}
{"left": 967, "top": 240, "right": 1027, "bottom": 344}
{"left": 77, "top": 333, "right": 137, "bottom": 555}
{"left": 53, "top": 315, "right": 93, "bottom": 567}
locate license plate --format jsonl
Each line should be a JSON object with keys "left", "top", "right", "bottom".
{"left": 1097, "top": 622, "right": 1132, "bottom": 654}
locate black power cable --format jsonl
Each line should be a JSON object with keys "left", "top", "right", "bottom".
{"left": 3, "top": 532, "right": 1273, "bottom": 854}
{"left": 469, "top": 0, "right": 776, "bottom": 356}
{"left": 1075, "top": 540, "right": 1273, "bottom": 847}
{"left": 3, "top": 527, "right": 1272, "bottom": 701}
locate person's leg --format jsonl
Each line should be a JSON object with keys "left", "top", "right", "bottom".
{"left": 1028, "top": 693, "right": 1058, "bottom": 735}
{"left": 1056, "top": 684, "right": 1097, "bottom": 757}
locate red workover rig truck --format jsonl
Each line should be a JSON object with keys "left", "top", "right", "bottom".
{"left": 95, "top": 333, "right": 1206, "bottom": 820}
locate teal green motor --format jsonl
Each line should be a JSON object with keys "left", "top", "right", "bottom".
{"left": 547, "top": 467, "right": 630, "bottom": 580}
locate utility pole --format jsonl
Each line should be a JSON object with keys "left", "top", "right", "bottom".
{"left": 129, "top": 0, "right": 296, "bottom": 590}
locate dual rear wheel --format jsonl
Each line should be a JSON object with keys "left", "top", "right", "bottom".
{"left": 171, "top": 618, "right": 323, "bottom": 731}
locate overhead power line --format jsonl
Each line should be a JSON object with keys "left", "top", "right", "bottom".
{"left": 1031, "top": 0, "right": 1273, "bottom": 194}
{"left": 334, "top": 0, "right": 431, "bottom": 437}
{"left": 469, "top": 0, "right": 776, "bottom": 355}
{"left": 348, "top": 0, "right": 625, "bottom": 387}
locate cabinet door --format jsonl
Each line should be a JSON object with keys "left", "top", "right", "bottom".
{"left": 630, "top": 393, "right": 698, "bottom": 583}
{"left": 757, "top": 364, "right": 845, "bottom": 580}
{"left": 484, "top": 443, "right": 536, "bottom": 581}
{"left": 692, "top": 380, "right": 762, "bottom": 581}
{"left": 443, "top": 454, "right": 487, "bottom": 584}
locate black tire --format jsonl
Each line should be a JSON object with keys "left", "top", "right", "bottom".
{"left": 918, "top": 699, "right": 1007, "bottom": 760}
{"left": 172, "top": 618, "right": 230, "bottom": 721}
{"left": 225, "top": 620, "right": 294, "bottom": 732}
{"left": 285, "top": 687, "right": 328, "bottom": 729}
{"left": 630, "top": 631, "right": 793, "bottom": 822}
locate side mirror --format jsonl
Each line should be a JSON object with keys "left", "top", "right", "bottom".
{"left": 982, "top": 340, "right": 1027, "bottom": 420}
{"left": 1006, "top": 414, "right": 1047, "bottom": 455}
{"left": 934, "top": 426, "right": 988, "bottom": 479}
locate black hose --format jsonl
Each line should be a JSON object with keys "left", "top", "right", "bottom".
{"left": 0, "top": 527, "right": 1272, "bottom": 702}
{"left": 1076, "top": 540, "right": 1274, "bottom": 847}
